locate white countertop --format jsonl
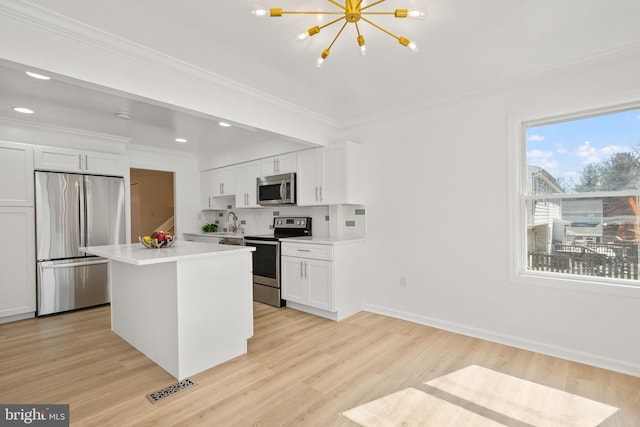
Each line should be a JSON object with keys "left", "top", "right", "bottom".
{"left": 183, "top": 231, "right": 245, "bottom": 238}
{"left": 82, "top": 241, "right": 254, "bottom": 266}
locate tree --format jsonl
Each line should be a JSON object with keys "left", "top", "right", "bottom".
{"left": 575, "top": 152, "right": 640, "bottom": 192}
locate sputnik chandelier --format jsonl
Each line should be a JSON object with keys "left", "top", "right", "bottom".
{"left": 252, "top": 1, "right": 427, "bottom": 66}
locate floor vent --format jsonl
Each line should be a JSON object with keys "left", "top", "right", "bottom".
{"left": 146, "top": 378, "right": 197, "bottom": 404}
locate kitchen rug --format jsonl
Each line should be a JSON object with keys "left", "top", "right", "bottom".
{"left": 341, "top": 387, "right": 505, "bottom": 426}
{"left": 425, "top": 365, "right": 618, "bottom": 427}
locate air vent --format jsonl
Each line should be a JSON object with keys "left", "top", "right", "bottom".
{"left": 146, "top": 378, "right": 197, "bottom": 404}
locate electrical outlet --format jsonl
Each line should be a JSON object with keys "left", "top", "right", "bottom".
{"left": 399, "top": 276, "right": 408, "bottom": 288}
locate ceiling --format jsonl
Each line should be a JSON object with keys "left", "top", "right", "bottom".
{"left": 1, "top": 0, "right": 639, "bottom": 154}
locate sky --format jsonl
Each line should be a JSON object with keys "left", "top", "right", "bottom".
{"left": 526, "top": 107, "right": 640, "bottom": 185}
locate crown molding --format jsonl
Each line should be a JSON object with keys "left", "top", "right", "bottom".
{"left": 0, "top": 115, "right": 131, "bottom": 145}
{"left": 0, "top": 1, "right": 343, "bottom": 130}
{"left": 344, "top": 42, "right": 640, "bottom": 129}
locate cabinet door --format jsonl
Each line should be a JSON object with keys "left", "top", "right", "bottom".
{"left": 296, "top": 149, "right": 322, "bottom": 206}
{"left": 235, "top": 161, "right": 261, "bottom": 208}
{"left": 261, "top": 153, "right": 296, "bottom": 176}
{"left": 34, "top": 146, "right": 83, "bottom": 173}
{"left": 0, "top": 141, "right": 33, "bottom": 206}
{"left": 0, "top": 207, "right": 36, "bottom": 318}
{"left": 213, "top": 166, "right": 236, "bottom": 196}
{"left": 321, "top": 144, "right": 347, "bottom": 205}
{"left": 307, "top": 258, "right": 334, "bottom": 311}
{"left": 200, "top": 170, "right": 216, "bottom": 209}
{"left": 281, "top": 256, "right": 307, "bottom": 303}
{"left": 84, "top": 151, "right": 125, "bottom": 176}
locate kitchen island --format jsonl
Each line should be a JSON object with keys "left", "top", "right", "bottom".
{"left": 82, "top": 241, "right": 255, "bottom": 380}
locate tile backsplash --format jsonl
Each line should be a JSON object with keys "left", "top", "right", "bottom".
{"left": 199, "top": 204, "right": 366, "bottom": 239}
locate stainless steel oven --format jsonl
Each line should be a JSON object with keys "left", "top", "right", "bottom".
{"left": 244, "top": 217, "right": 311, "bottom": 307}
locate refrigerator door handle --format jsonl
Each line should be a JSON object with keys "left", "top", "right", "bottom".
{"left": 39, "top": 259, "right": 109, "bottom": 269}
{"left": 79, "top": 176, "right": 87, "bottom": 248}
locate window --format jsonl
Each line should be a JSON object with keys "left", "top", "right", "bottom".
{"left": 520, "top": 105, "right": 640, "bottom": 287}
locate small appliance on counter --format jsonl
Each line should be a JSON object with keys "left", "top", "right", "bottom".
{"left": 244, "top": 217, "right": 311, "bottom": 307}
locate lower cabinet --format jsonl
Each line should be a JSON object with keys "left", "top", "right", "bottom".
{"left": 281, "top": 240, "right": 365, "bottom": 321}
{"left": 281, "top": 256, "right": 333, "bottom": 312}
{"left": 0, "top": 207, "right": 36, "bottom": 322}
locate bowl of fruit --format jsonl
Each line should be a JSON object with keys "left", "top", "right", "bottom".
{"left": 139, "top": 231, "right": 175, "bottom": 249}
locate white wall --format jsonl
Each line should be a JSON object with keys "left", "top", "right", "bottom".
{"left": 348, "top": 45, "right": 640, "bottom": 376}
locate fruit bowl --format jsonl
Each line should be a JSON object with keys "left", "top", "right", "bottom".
{"left": 139, "top": 233, "right": 175, "bottom": 249}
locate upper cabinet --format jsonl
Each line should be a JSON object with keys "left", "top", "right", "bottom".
{"left": 297, "top": 141, "right": 365, "bottom": 206}
{"left": 0, "top": 141, "right": 34, "bottom": 206}
{"left": 201, "top": 166, "right": 236, "bottom": 210}
{"left": 34, "top": 146, "right": 125, "bottom": 176}
{"left": 235, "top": 161, "right": 261, "bottom": 208}
{"left": 261, "top": 153, "right": 296, "bottom": 176}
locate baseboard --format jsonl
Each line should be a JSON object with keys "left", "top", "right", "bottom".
{"left": 363, "top": 303, "right": 640, "bottom": 378}
{"left": 0, "top": 311, "right": 35, "bottom": 324}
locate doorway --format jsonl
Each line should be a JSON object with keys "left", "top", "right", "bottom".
{"left": 130, "top": 168, "right": 175, "bottom": 242}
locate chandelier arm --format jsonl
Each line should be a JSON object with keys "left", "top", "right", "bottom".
{"left": 354, "top": 0, "right": 364, "bottom": 9}
{"left": 355, "top": 21, "right": 362, "bottom": 37}
{"left": 327, "top": 0, "right": 346, "bottom": 10}
{"left": 360, "top": 16, "right": 401, "bottom": 41}
{"left": 319, "top": 16, "right": 348, "bottom": 31}
{"left": 360, "top": 0, "right": 387, "bottom": 11}
{"left": 361, "top": 12, "right": 397, "bottom": 15}
{"left": 280, "top": 11, "right": 344, "bottom": 15}
{"left": 326, "top": 21, "right": 350, "bottom": 51}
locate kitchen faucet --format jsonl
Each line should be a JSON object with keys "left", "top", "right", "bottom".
{"left": 227, "top": 211, "right": 239, "bottom": 233}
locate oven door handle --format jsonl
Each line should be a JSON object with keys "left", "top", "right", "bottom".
{"left": 244, "top": 239, "right": 280, "bottom": 246}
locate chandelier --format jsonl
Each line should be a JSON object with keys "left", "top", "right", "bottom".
{"left": 252, "top": 1, "right": 427, "bottom": 66}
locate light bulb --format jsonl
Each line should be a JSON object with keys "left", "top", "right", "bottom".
{"left": 408, "top": 41, "right": 418, "bottom": 52}
{"left": 407, "top": 8, "right": 427, "bottom": 20}
{"left": 250, "top": 7, "right": 268, "bottom": 17}
{"left": 316, "top": 49, "right": 330, "bottom": 68}
{"left": 296, "top": 31, "right": 309, "bottom": 41}
{"left": 357, "top": 35, "right": 367, "bottom": 56}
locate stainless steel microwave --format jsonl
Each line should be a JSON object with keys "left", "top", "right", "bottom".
{"left": 257, "top": 173, "right": 296, "bottom": 206}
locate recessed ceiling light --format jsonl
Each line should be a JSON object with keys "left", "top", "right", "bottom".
{"left": 218, "top": 121, "right": 232, "bottom": 127}
{"left": 13, "top": 107, "right": 34, "bottom": 114}
{"left": 25, "top": 71, "right": 51, "bottom": 80}
{"left": 175, "top": 138, "right": 188, "bottom": 143}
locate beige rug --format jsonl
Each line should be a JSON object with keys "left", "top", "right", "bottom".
{"left": 342, "top": 365, "right": 618, "bottom": 427}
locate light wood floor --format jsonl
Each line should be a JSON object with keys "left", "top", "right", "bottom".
{"left": 1, "top": 303, "right": 639, "bottom": 426}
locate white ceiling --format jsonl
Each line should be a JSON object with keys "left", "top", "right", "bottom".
{"left": 1, "top": 0, "right": 639, "bottom": 154}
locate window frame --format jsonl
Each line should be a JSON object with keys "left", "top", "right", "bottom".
{"left": 508, "top": 101, "right": 640, "bottom": 298}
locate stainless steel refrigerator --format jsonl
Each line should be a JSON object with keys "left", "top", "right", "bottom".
{"left": 35, "top": 171, "right": 125, "bottom": 315}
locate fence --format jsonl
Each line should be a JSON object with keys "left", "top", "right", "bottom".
{"left": 528, "top": 243, "right": 639, "bottom": 280}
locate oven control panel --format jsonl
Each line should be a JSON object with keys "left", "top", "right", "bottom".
{"left": 274, "top": 217, "right": 309, "bottom": 228}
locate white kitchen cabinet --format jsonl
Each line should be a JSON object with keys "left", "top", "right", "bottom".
{"left": 235, "top": 161, "right": 261, "bottom": 208}
{"left": 0, "top": 140, "right": 34, "bottom": 206}
{"left": 261, "top": 153, "right": 296, "bottom": 176}
{"left": 281, "top": 256, "right": 333, "bottom": 311}
{"left": 0, "top": 207, "right": 36, "bottom": 322}
{"left": 34, "top": 146, "right": 125, "bottom": 176}
{"left": 281, "top": 239, "right": 365, "bottom": 321}
{"left": 296, "top": 141, "right": 365, "bottom": 206}
{"left": 201, "top": 167, "right": 235, "bottom": 210}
